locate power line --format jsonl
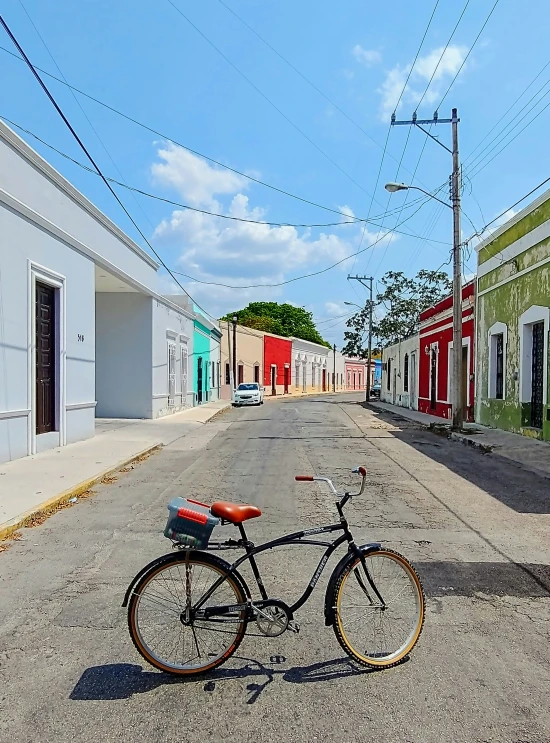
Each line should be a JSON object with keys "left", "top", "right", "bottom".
{"left": 463, "top": 58, "right": 550, "bottom": 167}
{"left": 415, "top": 0, "right": 471, "bottom": 110}
{"left": 0, "top": 42, "right": 427, "bottom": 223}
{"left": 1, "top": 113, "right": 452, "bottom": 242}
{"left": 437, "top": 0, "right": 501, "bottom": 110}
{"left": 0, "top": 13, "right": 218, "bottom": 322}
{"left": 165, "top": 0, "right": 383, "bottom": 208}
{"left": 171, "top": 197, "right": 441, "bottom": 290}
{"left": 214, "top": 0, "right": 439, "bottom": 184}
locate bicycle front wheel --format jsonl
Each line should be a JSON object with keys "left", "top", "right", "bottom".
{"left": 128, "top": 553, "right": 247, "bottom": 676}
{"left": 333, "top": 548, "right": 424, "bottom": 669}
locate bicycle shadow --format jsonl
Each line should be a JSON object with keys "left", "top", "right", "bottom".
{"left": 70, "top": 655, "right": 388, "bottom": 705}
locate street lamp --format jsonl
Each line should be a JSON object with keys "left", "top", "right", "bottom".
{"left": 385, "top": 170, "right": 463, "bottom": 430}
{"left": 344, "top": 301, "right": 362, "bottom": 309}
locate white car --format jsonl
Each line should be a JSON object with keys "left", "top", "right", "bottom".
{"left": 233, "top": 383, "right": 264, "bottom": 406}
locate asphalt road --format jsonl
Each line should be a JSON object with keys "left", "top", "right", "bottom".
{"left": 1, "top": 393, "right": 549, "bottom": 743}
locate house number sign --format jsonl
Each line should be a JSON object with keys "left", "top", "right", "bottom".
{"left": 78, "top": 334, "right": 85, "bottom": 342}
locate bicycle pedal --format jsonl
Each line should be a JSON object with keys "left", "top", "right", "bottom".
{"left": 288, "top": 621, "right": 300, "bottom": 634}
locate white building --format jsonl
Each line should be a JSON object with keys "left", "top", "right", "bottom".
{"left": 291, "top": 338, "right": 330, "bottom": 393}
{"left": 380, "top": 336, "right": 420, "bottom": 410}
{"left": 0, "top": 121, "right": 195, "bottom": 464}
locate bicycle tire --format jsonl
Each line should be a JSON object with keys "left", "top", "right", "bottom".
{"left": 332, "top": 548, "right": 425, "bottom": 669}
{"left": 127, "top": 552, "right": 248, "bottom": 676}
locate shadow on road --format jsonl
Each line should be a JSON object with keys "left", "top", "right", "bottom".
{"left": 70, "top": 656, "right": 384, "bottom": 704}
{"left": 416, "top": 561, "right": 550, "bottom": 597}
{"left": 363, "top": 405, "right": 550, "bottom": 515}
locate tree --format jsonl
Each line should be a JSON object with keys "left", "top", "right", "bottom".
{"left": 342, "top": 269, "right": 452, "bottom": 356}
{"left": 221, "top": 302, "right": 330, "bottom": 347}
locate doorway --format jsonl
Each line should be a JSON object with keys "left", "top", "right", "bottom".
{"left": 531, "top": 322, "right": 544, "bottom": 428}
{"left": 430, "top": 348, "right": 437, "bottom": 410}
{"left": 461, "top": 345, "right": 469, "bottom": 419}
{"left": 36, "top": 282, "right": 57, "bottom": 435}
{"left": 410, "top": 352, "right": 417, "bottom": 409}
{"left": 284, "top": 366, "right": 290, "bottom": 394}
{"left": 197, "top": 357, "right": 203, "bottom": 404}
{"left": 271, "top": 366, "right": 277, "bottom": 396}
{"left": 322, "top": 368, "right": 327, "bottom": 392}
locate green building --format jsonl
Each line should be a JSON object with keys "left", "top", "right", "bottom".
{"left": 192, "top": 314, "right": 221, "bottom": 405}
{"left": 475, "top": 190, "right": 550, "bottom": 440}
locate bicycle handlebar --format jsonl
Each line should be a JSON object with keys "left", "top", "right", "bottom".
{"left": 294, "top": 467, "right": 367, "bottom": 497}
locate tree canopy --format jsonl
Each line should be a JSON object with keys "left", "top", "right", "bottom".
{"left": 221, "top": 302, "right": 331, "bottom": 347}
{"left": 342, "top": 269, "right": 452, "bottom": 356}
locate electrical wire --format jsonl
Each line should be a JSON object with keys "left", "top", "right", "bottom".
{"left": 0, "top": 113, "right": 453, "bottom": 243}
{"left": 0, "top": 13, "right": 218, "bottom": 322}
{"left": 437, "top": 0, "right": 501, "bottom": 110}
{"left": 415, "top": 0, "right": 471, "bottom": 111}
{"left": 0, "top": 42, "right": 426, "bottom": 222}
{"left": 165, "top": 0, "right": 383, "bottom": 208}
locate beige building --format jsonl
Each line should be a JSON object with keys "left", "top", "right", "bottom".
{"left": 219, "top": 321, "right": 264, "bottom": 399}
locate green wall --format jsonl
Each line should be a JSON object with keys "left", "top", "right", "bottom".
{"left": 476, "top": 212, "right": 550, "bottom": 440}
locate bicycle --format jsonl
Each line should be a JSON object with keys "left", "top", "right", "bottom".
{"left": 123, "top": 467, "right": 425, "bottom": 676}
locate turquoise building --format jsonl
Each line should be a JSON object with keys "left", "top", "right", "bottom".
{"left": 192, "top": 313, "right": 221, "bottom": 405}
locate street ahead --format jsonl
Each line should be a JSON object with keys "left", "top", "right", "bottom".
{"left": 1, "top": 394, "right": 549, "bottom": 743}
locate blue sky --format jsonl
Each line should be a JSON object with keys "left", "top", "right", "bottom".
{"left": 1, "top": 0, "right": 549, "bottom": 345}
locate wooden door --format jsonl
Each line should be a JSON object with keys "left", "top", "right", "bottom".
{"left": 531, "top": 322, "right": 544, "bottom": 428}
{"left": 409, "top": 353, "right": 417, "bottom": 409}
{"left": 271, "top": 366, "right": 276, "bottom": 396}
{"left": 322, "top": 368, "right": 326, "bottom": 392}
{"left": 284, "top": 366, "right": 289, "bottom": 394}
{"left": 36, "top": 282, "right": 56, "bottom": 434}
{"left": 461, "top": 346, "right": 468, "bottom": 419}
{"left": 197, "top": 357, "right": 203, "bottom": 404}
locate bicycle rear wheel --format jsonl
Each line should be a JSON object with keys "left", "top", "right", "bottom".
{"left": 127, "top": 553, "right": 247, "bottom": 676}
{"left": 333, "top": 548, "right": 424, "bottom": 669}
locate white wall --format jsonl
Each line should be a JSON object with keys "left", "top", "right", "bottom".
{"left": 0, "top": 196, "right": 95, "bottom": 463}
{"left": 292, "top": 338, "right": 329, "bottom": 391}
{"left": 209, "top": 333, "right": 221, "bottom": 401}
{"left": 95, "top": 293, "right": 152, "bottom": 419}
{"left": 381, "top": 336, "right": 420, "bottom": 409}
{"left": 152, "top": 300, "right": 194, "bottom": 417}
{"left": 0, "top": 123, "right": 159, "bottom": 292}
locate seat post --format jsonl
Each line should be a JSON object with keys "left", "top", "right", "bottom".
{"left": 238, "top": 523, "right": 268, "bottom": 600}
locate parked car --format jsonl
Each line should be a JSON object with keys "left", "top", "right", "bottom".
{"left": 233, "top": 383, "right": 264, "bottom": 406}
{"left": 370, "top": 382, "right": 381, "bottom": 399}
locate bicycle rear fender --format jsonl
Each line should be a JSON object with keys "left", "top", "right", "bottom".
{"left": 323, "top": 543, "right": 381, "bottom": 626}
{"left": 122, "top": 550, "right": 251, "bottom": 607}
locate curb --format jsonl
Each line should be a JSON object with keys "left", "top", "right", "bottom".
{"left": 0, "top": 442, "right": 162, "bottom": 542}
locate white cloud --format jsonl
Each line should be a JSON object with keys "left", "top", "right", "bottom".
{"left": 324, "top": 301, "right": 350, "bottom": 316}
{"left": 378, "top": 44, "right": 468, "bottom": 120}
{"left": 352, "top": 45, "right": 382, "bottom": 67}
{"left": 151, "top": 144, "right": 397, "bottom": 316}
{"left": 151, "top": 141, "right": 248, "bottom": 207}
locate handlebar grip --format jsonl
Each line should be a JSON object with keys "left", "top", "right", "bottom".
{"left": 358, "top": 466, "right": 367, "bottom": 477}
{"left": 295, "top": 475, "right": 314, "bottom": 481}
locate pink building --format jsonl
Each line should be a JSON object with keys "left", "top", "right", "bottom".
{"left": 345, "top": 359, "right": 367, "bottom": 390}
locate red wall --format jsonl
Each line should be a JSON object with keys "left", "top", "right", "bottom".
{"left": 418, "top": 281, "right": 475, "bottom": 421}
{"left": 264, "top": 336, "right": 292, "bottom": 387}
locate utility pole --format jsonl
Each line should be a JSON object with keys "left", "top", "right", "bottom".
{"left": 391, "top": 108, "right": 463, "bottom": 429}
{"left": 231, "top": 315, "right": 238, "bottom": 389}
{"left": 333, "top": 344, "right": 336, "bottom": 392}
{"left": 226, "top": 321, "right": 234, "bottom": 400}
{"left": 347, "top": 275, "right": 373, "bottom": 402}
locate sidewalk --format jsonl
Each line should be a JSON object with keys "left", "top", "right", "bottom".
{"left": 0, "top": 399, "right": 230, "bottom": 540}
{"left": 370, "top": 400, "right": 550, "bottom": 480}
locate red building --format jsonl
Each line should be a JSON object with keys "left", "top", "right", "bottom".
{"left": 418, "top": 281, "right": 475, "bottom": 421}
{"left": 264, "top": 334, "right": 292, "bottom": 395}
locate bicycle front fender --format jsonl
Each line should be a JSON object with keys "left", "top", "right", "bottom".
{"left": 323, "top": 543, "right": 381, "bottom": 626}
{"left": 122, "top": 550, "right": 251, "bottom": 607}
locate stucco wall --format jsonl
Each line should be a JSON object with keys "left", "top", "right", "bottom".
{"left": 95, "top": 293, "right": 152, "bottom": 418}
{"left": 219, "top": 322, "right": 264, "bottom": 399}
{"left": 380, "top": 336, "right": 420, "bottom": 409}
{"left": 476, "top": 235, "right": 550, "bottom": 440}
{"left": 292, "top": 338, "right": 329, "bottom": 392}
{"left": 264, "top": 335, "right": 292, "bottom": 394}
{"left": 193, "top": 322, "right": 211, "bottom": 404}
{"left": 152, "top": 300, "right": 194, "bottom": 417}
{"left": 0, "top": 123, "right": 159, "bottom": 291}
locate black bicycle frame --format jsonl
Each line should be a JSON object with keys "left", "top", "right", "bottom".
{"left": 193, "top": 498, "right": 386, "bottom": 620}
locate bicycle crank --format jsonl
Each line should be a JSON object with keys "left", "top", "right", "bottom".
{"left": 254, "top": 600, "right": 292, "bottom": 637}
